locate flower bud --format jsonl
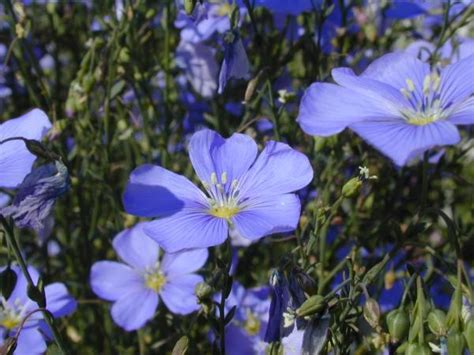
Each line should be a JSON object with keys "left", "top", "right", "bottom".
{"left": 464, "top": 318, "right": 474, "bottom": 352}
{"left": 405, "top": 342, "right": 432, "bottom": 355}
{"left": 341, "top": 178, "right": 362, "bottom": 198}
{"left": 195, "top": 281, "right": 212, "bottom": 300}
{"left": 386, "top": 309, "right": 409, "bottom": 342}
{"left": 447, "top": 330, "right": 466, "bottom": 355}
{"left": 0, "top": 266, "right": 17, "bottom": 300}
{"left": 427, "top": 309, "right": 447, "bottom": 336}
{"left": 363, "top": 298, "right": 380, "bottom": 329}
{"left": 184, "top": 0, "right": 196, "bottom": 15}
{"left": 296, "top": 295, "right": 325, "bottom": 317}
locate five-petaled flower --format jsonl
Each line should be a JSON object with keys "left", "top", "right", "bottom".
{"left": 297, "top": 52, "right": 474, "bottom": 166}
{"left": 123, "top": 129, "right": 313, "bottom": 252}
{"left": 90, "top": 223, "right": 208, "bottom": 331}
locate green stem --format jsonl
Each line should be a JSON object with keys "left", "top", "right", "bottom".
{"left": 0, "top": 218, "right": 69, "bottom": 354}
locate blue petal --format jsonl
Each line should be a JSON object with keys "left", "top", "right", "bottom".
{"left": 238, "top": 141, "right": 313, "bottom": 198}
{"left": 111, "top": 289, "right": 158, "bottom": 331}
{"left": 218, "top": 36, "right": 250, "bottom": 94}
{"left": 161, "top": 248, "right": 208, "bottom": 277}
{"left": 8, "top": 266, "right": 40, "bottom": 306}
{"left": 189, "top": 129, "right": 258, "bottom": 187}
{"left": 448, "top": 97, "right": 474, "bottom": 125}
{"left": 123, "top": 164, "right": 206, "bottom": 217}
{"left": 112, "top": 223, "right": 160, "bottom": 271}
{"left": 0, "top": 109, "right": 52, "bottom": 188}
{"left": 0, "top": 193, "right": 9, "bottom": 207}
{"left": 439, "top": 54, "right": 474, "bottom": 107}
{"left": 297, "top": 83, "right": 395, "bottom": 136}
{"left": 385, "top": 1, "right": 426, "bottom": 19}
{"left": 90, "top": 261, "right": 144, "bottom": 301}
{"left": 160, "top": 274, "right": 202, "bottom": 314}
{"left": 143, "top": 210, "right": 228, "bottom": 252}
{"left": 232, "top": 194, "right": 301, "bottom": 241}
{"left": 351, "top": 120, "right": 461, "bottom": 166}
{"left": 252, "top": 0, "right": 319, "bottom": 15}
{"left": 44, "top": 283, "right": 77, "bottom": 318}
{"left": 14, "top": 327, "right": 46, "bottom": 355}
{"left": 225, "top": 324, "right": 256, "bottom": 355}
{"left": 361, "top": 53, "right": 429, "bottom": 103}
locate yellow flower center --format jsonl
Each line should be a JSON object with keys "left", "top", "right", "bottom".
{"left": 145, "top": 272, "right": 166, "bottom": 292}
{"left": 209, "top": 206, "right": 240, "bottom": 219}
{"left": 0, "top": 315, "right": 21, "bottom": 330}
{"left": 244, "top": 312, "right": 261, "bottom": 336}
{"left": 407, "top": 116, "right": 437, "bottom": 126}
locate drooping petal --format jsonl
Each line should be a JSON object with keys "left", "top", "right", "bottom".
{"left": 218, "top": 35, "right": 250, "bottom": 94}
{"left": 161, "top": 248, "right": 208, "bottom": 277}
{"left": 112, "top": 223, "right": 160, "bottom": 271}
{"left": 0, "top": 109, "right": 52, "bottom": 188}
{"left": 143, "top": 209, "right": 228, "bottom": 252}
{"left": 44, "top": 283, "right": 77, "bottom": 318}
{"left": 160, "top": 274, "right": 202, "bottom": 314}
{"left": 111, "top": 289, "right": 158, "bottom": 331}
{"left": 351, "top": 120, "right": 461, "bottom": 166}
{"left": 238, "top": 141, "right": 313, "bottom": 199}
{"left": 14, "top": 327, "right": 47, "bottom": 355}
{"left": 448, "top": 96, "right": 474, "bottom": 125}
{"left": 188, "top": 129, "right": 258, "bottom": 185}
{"left": 232, "top": 194, "right": 301, "bottom": 241}
{"left": 361, "top": 53, "right": 430, "bottom": 102}
{"left": 439, "top": 54, "right": 474, "bottom": 107}
{"left": 123, "top": 164, "right": 206, "bottom": 218}
{"left": 297, "top": 83, "right": 398, "bottom": 136}
{"left": 90, "top": 261, "right": 144, "bottom": 301}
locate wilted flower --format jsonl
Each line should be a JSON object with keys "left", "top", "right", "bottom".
{"left": 124, "top": 129, "right": 313, "bottom": 252}
{"left": 90, "top": 223, "right": 208, "bottom": 331}
{"left": 0, "top": 265, "right": 76, "bottom": 355}
{"left": 1, "top": 161, "right": 69, "bottom": 233}
{"left": 218, "top": 31, "right": 250, "bottom": 94}
{"left": 298, "top": 52, "right": 474, "bottom": 166}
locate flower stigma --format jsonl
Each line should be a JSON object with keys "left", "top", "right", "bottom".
{"left": 0, "top": 297, "right": 23, "bottom": 330}
{"left": 144, "top": 265, "right": 166, "bottom": 292}
{"left": 203, "top": 171, "right": 241, "bottom": 220}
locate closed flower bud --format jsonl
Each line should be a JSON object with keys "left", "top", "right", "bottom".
{"left": 428, "top": 309, "right": 447, "bottom": 336}
{"left": 386, "top": 309, "right": 409, "bottom": 342}
{"left": 405, "top": 342, "right": 432, "bottom": 355}
{"left": 0, "top": 266, "right": 17, "bottom": 300}
{"left": 342, "top": 177, "right": 362, "bottom": 198}
{"left": 195, "top": 281, "right": 212, "bottom": 301}
{"left": 296, "top": 295, "right": 325, "bottom": 317}
{"left": 447, "top": 330, "right": 465, "bottom": 355}
{"left": 184, "top": 0, "right": 196, "bottom": 15}
{"left": 364, "top": 298, "right": 381, "bottom": 329}
{"left": 464, "top": 318, "right": 474, "bottom": 352}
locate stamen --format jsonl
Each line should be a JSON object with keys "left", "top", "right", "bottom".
{"left": 405, "top": 78, "right": 415, "bottom": 92}
{"left": 210, "top": 172, "right": 217, "bottom": 185}
{"left": 422, "top": 75, "right": 431, "bottom": 96}
{"left": 221, "top": 172, "right": 227, "bottom": 184}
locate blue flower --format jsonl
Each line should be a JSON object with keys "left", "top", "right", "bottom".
{"left": 0, "top": 109, "right": 52, "bottom": 189}
{"left": 90, "top": 223, "right": 208, "bottom": 331}
{"left": 0, "top": 266, "right": 76, "bottom": 355}
{"left": 298, "top": 52, "right": 474, "bottom": 166}
{"left": 1, "top": 161, "right": 69, "bottom": 233}
{"left": 238, "top": 0, "right": 320, "bottom": 15}
{"left": 123, "top": 129, "right": 313, "bottom": 252}
{"left": 218, "top": 31, "right": 250, "bottom": 94}
{"left": 218, "top": 282, "right": 271, "bottom": 355}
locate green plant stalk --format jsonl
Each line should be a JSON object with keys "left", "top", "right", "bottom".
{"left": 0, "top": 218, "right": 69, "bottom": 354}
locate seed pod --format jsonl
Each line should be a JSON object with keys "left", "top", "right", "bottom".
{"left": 386, "top": 309, "right": 409, "bottom": 342}
{"left": 464, "top": 318, "right": 474, "bottom": 352}
{"left": 363, "top": 298, "right": 381, "bottom": 329}
{"left": 447, "top": 330, "right": 465, "bottom": 355}
{"left": 405, "top": 342, "right": 432, "bottom": 355}
{"left": 296, "top": 295, "right": 325, "bottom": 317}
{"left": 428, "top": 309, "right": 447, "bottom": 336}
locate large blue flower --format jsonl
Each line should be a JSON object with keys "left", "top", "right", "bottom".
{"left": 90, "top": 223, "right": 208, "bottom": 331}
{"left": 0, "top": 266, "right": 76, "bottom": 355}
{"left": 0, "top": 109, "right": 52, "bottom": 189}
{"left": 298, "top": 52, "right": 474, "bottom": 166}
{"left": 123, "top": 129, "right": 313, "bottom": 252}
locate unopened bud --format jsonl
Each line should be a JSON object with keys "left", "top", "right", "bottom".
{"left": 428, "top": 309, "right": 447, "bottom": 336}
{"left": 296, "top": 295, "right": 325, "bottom": 317}
{"left": 0, "top": 267, "right": 17, "bottom": 300}
{"left": 464, "top": 318, "right": 474, "bottom": 352}
{"left": 342, "top": 178, "right": 362, "bottom": 198}
{"left": 447, "top": 330, "right": 466, "bottom": 355}
{"left": 184, "top": 0, "right": 196, "bottom": 15}
{"left": 195, "top": 281, "right": 212, "bottom": 300}
{"left": 405, "top": 342, "right": 432, "bottom": 355}
{"left": 386, "top": 309, "right": 409, "bottom": 342}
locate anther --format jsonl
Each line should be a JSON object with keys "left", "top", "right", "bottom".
{"left": 221, "top": 172, "right": 227, "bottom": 184}
{"left": 405, "top": 78, "right": 415, "bottom": 92}
{"left": 210, "top": 172, "right": 217, "bottom": 185}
